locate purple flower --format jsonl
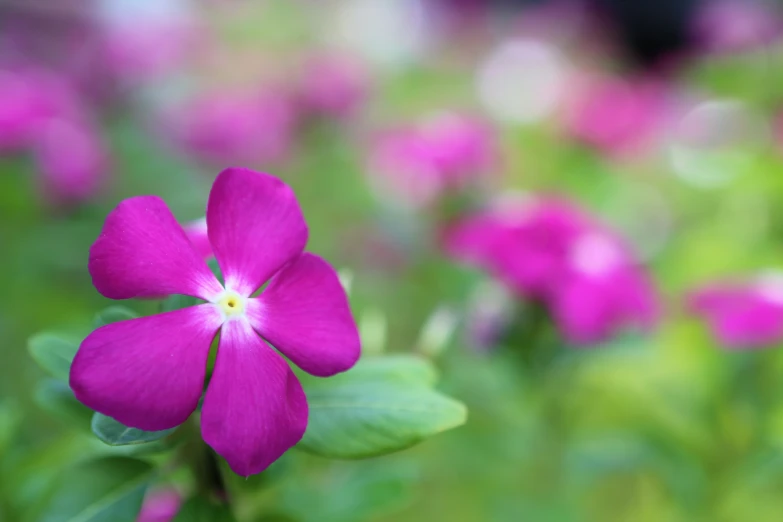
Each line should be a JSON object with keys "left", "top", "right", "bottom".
{"left": 297, "top": 53, "right": 369, "bottom": 120}
{"left": 70, "top": 168, "right": 361, "bottom": 476}
{"left": 688, "top": 273, "right": 783, "bottom": 349}
{"left": 444, "top": 197, "right": 585, "bottom": 298}
{"left": 564, "top": 75, "right": 674, "bottom": 159}
{"left": 0, "top": 68, "right": 48, "bottom": 152}
{"left": 549, "top": 231, "right": 658, "bottom": 345}
{"left": 693, "top": 0, "right": 782, "bottom": 54}
{"left": 368, "top": 113, "right": 497, "bottom": 207}
{"left": 164, "top": 89, "right": 296, "bottom": 167}
{"left": 444, "top": 196, "right": 658, "bottom": 344}
{"left": 0, "top": 66, "right": 107, "bottom": 202}
{"left": 136, "top": 489, "right": 181, "bottom": 522}
{"left": 31, "top": 117, "right": 107, "bottom": 203}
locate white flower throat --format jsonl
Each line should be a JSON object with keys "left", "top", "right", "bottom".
{"left": 214, "top": 289, "right": 247, "bottom": 321}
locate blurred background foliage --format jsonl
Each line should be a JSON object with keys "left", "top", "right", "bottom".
{"left": 3, "top": 0, "right": 783, "bottom": 521}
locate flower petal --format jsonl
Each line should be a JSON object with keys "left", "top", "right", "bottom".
{"left": 201, "top": 319, "right": 307, "bottom": 476}
{"left": 183, "top": 217, "right": 213, "bottom": 260}
{"left": 247, "top": 253, "right": 361, "bottom": 377}
{"left": 89, "top": 196, "right": 223, "bottom": 300}
{"left": 70, "top": 305, "right": 222, "bottom": 431}
{"left": 206, "top": 168, "right": 307, "bottom": 296}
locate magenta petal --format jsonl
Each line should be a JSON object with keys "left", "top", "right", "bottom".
{"left": 206, "top": 168, "right": 308, "bottom": 296}
{"left": 70, "top": 305, "right": 222, "bottom": 431}
{"left": 201, "top": 319, "right": 308, "bottom": 476}
{"left": 247, "top": 253, "right": 361, "bottom": 376}
{"left": 89, "top": 196, "right": 223, "bottom": 300}
{"left": 183, "top": 218, "right": 213, "bottom": 260}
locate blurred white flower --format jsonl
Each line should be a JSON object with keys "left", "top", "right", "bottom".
{"left": 475, "top": 38, "right": 569, "bottom": 125}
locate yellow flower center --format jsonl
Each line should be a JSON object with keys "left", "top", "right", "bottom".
{"left": 216, "top": 290, "right": 246, "bottom": 318}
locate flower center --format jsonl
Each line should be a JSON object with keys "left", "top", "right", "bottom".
{"left": 215, "top": 290, "right": 246, "bottom": 319}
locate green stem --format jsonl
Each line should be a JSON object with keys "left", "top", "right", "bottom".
{"left": 181, "top": 418, "right": 231, "bottom": 506}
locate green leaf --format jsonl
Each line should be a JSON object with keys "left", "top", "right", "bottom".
{"left": 28, "top": 332, "right": 80, "bottom": 381}
{"left": 160, "top": 294, "right": 202, "bottom": 313}
{"left": 0, "top": 400, "right": 21, "bottom": 456}
{"left": 171, "top": 497, "right": 236, "bottom": 522}
{"left": 92, "top": 413, "right": 178, "bottom": 446}
{"left": 38, "top": 457, "right": 152, "bottom": 522}
{"left": 298, "top": 356, "right": 467, "bottom": 459}
{"left": 35, "top": 379, "right": 93, "bottom": 426}
{"left": 208, "top": 257, "right": 223, "bottom": 284}
{"left": 298, "top": 355, "right": 437, "bottom": 389}
{"left": 94, "top": 307, "right": 138, "bottom": 328}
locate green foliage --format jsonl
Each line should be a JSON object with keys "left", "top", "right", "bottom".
{"left": 91, "top": 413, "right": 178, "bottom": 446}
{"left": 298, "top": 355, "right": 467, "bottom": 459}
{"left": 94, "top": 307, "right": 138, "bottom": 327}
{"left": 172, "top": 497, "right": 236, "bottom": 522}
{"left": 35, "top": 379, "right": 93, "bottom": 426}
{"left": 37, "top": 457, "right": 152, "bottom": 522}
{"left": 27, "top": 333, "right": 80, "bottom": 382}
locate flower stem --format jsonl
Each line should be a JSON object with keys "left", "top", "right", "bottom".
{"left": 182, "top": 418, "right": 231, "bottom": 506}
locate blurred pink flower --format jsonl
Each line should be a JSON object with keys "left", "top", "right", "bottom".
{"left": 298, "top": 53, "right": 369, "bottom": 120}
{"left": 31, "top": 117, "right": 107, "bottom": 203}
{"left": 445, "top": 196, "right": 658, "bottom": 344}
{"left": 136, "top": 489, "right": 181, "bottom": 522}
{"left": 165, "top": 88, "right": 296, "bottom": 167}
{"left": 184, "top": 218, "right": 212, "bottom": 260}
{"left": 0, "top": 69, "right": 48, "bottom": 152}
{"left": 693, "top": 0, "right": 782, "bottom": 54}
{"left": 445, "top": 197, "right": 584, "bottom": 297}
{"left": 0, "top": 66, "right": 107, "bottom": 202}
{"left": 549, "top": 231, "right": 658, "bottom": 345}
{"left": 689, "top": 273, "right": 783, "bottom": 349}
{"left": 565, "top": 75, "right": 674, "bottom": 159}
{"left": 102, "top": 24, "right": 200, "bottom": 82}
{"left": 368, "top": 113, "right": 497, "bottom": 207}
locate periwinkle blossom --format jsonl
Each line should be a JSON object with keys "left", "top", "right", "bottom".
{"left": 297, "top": 53, "right": 369, "bottom": 120}
{"left": 0, "top": 69, "right": 48, "bottom": 152}
{"left": 136, "top": 489, "right": 181, "bottom": 522}
{"left": 444, "top": 196, "right": 657, "bottom": 344}
{"left": 693, "top": 0, "right": 782, "bottom": 54}
{"left": 564, "top": 75, "right": 675, "bottom": 159}
{"left": 688, "top": 272, "right": 783, "bottom": 349}
{"left": 32, "top": 117, "right": 108, "bottom": 203}
{"left": 70, "top": 168, "right": 361, "bottom": 476}
{"left": 97, "top": 0, "right": 202, "bottom": 83}
{"left": 164, "top": 89, "right": 296, "bottom": 167}
{"left": 368, "top": 113, "right": 496, "bottom": 207}
{"left": 0, "top": 67, "right": 106, "bottom": 202}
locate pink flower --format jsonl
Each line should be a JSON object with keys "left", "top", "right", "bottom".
{"left": 31, "top": 117, "right": 107, "bottom": 203}
{"left": 164, "top": 89, "right": 296, "bottom": 167}
{"left": 445, "top": 196, "right": 657, "bottom": 344}
{"left": 693, "top": 0, "right": 782, "bottom": 54}
{"left": 549, "top": 231, "right": 658, "bottom": 345}
{"left": 445, "top": 197, "right": 585, "bottom": 298}
{"left": 0, "top": 66, "right": 107, "bottom": 202}
{"left": 101, "top": 22, "right": 201, "bottom": 83}
{"left": 298, "top": 53, "right": 369, "bottom": 120}
{"left": 183, "top": 218, "right": 212, "bottom": 260}
{"left": 368, "top": 113, "right": 496, "bottom": 207}
{"left": 688, "top": 272, "right": 783, "bottom": 349}
{"left": 565, "top": 75, "right": 674, "bottom": 158}
{"left": 0, "top": 69, "right": 48, "bottom": 152}
{"left": 136, "top": 489, "right": 181, "bottom": 522}
{"left": 70, "top": 168, "right": 361, "bottom": 476}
